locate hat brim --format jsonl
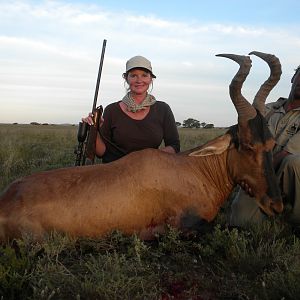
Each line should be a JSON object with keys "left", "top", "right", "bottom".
{"left": 125, "top": 67, "right": 156, "bottom": 78}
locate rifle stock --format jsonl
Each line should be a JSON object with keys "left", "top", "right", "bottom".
{"left": 75, "top": 39, "right": 107, "bottom": 166}
{"left": 81, "top": 106, "right": 103, "bottom": 165}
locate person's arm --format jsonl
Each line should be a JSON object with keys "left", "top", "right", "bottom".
{"left": 273, "top": 130, "right": 300, "bottom": 170}
{"left": 161, "top": 103, "right": 180, "bottom": 153}
{"left": 82, "top": 113, "right": 107, "bottom": 157}
{"left": 95, "top": 131, "right": 106, "bottom": 157}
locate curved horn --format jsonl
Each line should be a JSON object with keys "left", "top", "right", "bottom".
{"left": 216, "top": 54, "right": 257, "bottom": 123}
{"left": 249, "top": 51, "right": 282, "bottom": 116}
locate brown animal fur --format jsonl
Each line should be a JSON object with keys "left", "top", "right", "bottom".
{"left": 0, "top": 129, "right": 282, "bottom": 241}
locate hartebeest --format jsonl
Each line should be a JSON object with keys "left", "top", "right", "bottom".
{"left": 0, "top": 51, "right": 283, "bottom": 242}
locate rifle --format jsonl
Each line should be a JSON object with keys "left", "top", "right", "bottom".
{"left": 75, "top": 39, "right": 107, "bottom": 166}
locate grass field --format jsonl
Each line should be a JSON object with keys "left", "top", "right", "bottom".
{"left": 0, "top": 124, "right": 299, "bottom": 299}
{"left": 0, "top": 124, "right": 226, "bottom": 192}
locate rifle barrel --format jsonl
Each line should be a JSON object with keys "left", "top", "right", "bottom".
{"left": 92, "top": 39, "right": 107, "bottom": 112}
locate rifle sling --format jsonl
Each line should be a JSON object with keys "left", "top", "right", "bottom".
{"left": 98, "top": 129, "right": 127, "bottom": 155}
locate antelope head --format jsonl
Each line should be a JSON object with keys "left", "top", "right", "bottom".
{"left": 216, "top": 51, "right": 283, "bottom": 216}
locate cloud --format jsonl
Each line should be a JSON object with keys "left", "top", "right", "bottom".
{"left": 0, "top": 0, "right": 299, "bottom": 126}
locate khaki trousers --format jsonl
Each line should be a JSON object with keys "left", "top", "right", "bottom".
{"left": 230, "top": 154, "right": 300, "bottom": 226}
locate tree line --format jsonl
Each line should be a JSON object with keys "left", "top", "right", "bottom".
{"left": 176, "top": 118, "right": 214, "bottom": 129}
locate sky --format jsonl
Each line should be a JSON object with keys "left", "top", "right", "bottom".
{"left": 1, "top": 0, "right": 300, "bottom": 127}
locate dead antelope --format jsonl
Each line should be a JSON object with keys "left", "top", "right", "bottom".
{"left": 0, "top": 51, "right": 283, "bottom": 242}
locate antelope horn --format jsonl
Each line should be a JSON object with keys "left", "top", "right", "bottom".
{"left": 216, "top": 54, "right": 257, "bottom": 123}
{"left": 249, "top": 51, "right": 282, "bottom": 116}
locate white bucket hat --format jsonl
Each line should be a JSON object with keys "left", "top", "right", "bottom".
{"left": 125, "top": 56, "right": 156, "bottom": 78}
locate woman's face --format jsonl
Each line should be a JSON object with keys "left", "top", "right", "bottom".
{"left": 127, "top": 68, "right": 152, "bottom": 96}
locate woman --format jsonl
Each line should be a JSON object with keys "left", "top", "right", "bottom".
{"left": 82, "top": 55, "right": 180, "bottom": 163}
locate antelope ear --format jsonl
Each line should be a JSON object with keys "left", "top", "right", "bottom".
{"left": 189, "top": 134, "right": 231, "bottom": 157}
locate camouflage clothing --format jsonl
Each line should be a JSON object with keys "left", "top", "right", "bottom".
{"left": 230, "top": 98, "right": 300, "bottom": 226}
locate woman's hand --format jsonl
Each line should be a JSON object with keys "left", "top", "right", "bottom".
{"left": 82, "top": 113, "right": 104, "bottom": 127}
{"left": 160, "top": 146, "right": 176, "bottom": 154}
{"left": 82, "top": 112, "right": 94, "bottom": 125}
{"left": 82, "top": 112, "right": 106, "bottom": 157}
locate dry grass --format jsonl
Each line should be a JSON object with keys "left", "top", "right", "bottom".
{"left": 179, "top": 127, "right": 227, "bottom": 151}
{"left": 1, "top": 123, "right": 299, "bottom": 299}
{"left": 0, "top": 124, "right": 226, "bottom": 192}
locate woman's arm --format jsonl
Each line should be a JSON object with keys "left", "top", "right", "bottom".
{"left": 162, "top": 103, "right": 180, "bottom": 153}
{"left": 95, "top": 132, "right": 106, "bottom": 157}
{"left": 82, "top": 113, "right": 107, "bottom": 157}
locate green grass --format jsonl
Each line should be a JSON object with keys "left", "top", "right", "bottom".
{"left": 0, "top": 123, "right": 299, "bottom": 299}
{"left": 0, "top": 124, "right": 225, "bottom": 192}
{"left": 179, "top": 127, "right": 227, "bottom": 151}
{"left": 0, "top": 124, "right": 77, "bottom": 191}
{"left": 1, "top": 222, "right": 300, "bottom": 299}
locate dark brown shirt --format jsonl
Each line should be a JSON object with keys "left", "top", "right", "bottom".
{"left": 100, "top": 101, "right": 180, "bottom": 163}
